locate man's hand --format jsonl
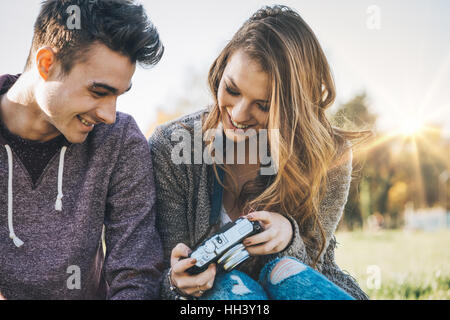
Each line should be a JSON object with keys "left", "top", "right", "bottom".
{"left": 0, "top": 292, "right": 6, "bottom": 300}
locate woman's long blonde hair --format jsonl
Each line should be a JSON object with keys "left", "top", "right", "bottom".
{"left": 203, "top": 5, "right": 366, "bottom": 267}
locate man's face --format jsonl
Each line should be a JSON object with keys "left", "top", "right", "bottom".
{"left": 35, "top": 43, "right": 136, "bottom": 143}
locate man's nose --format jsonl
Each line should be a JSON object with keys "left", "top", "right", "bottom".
{"left": 95, "top": 99, "right": 117, "bottom": 125}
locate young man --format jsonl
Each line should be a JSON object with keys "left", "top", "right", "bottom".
{"left": 0, "top": 0, "right": 164, "bottom": 299}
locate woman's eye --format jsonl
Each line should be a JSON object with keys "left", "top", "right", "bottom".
{"left": 257, "top": 103, "right": 270, "bottom": 112}
{"left": 225, "top": 86, "right": 240, "bottom": 96}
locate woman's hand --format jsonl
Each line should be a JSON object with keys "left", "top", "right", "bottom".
{"left": 243, "top": 211, "right": 293, "bottom": 255}
{"left": 170, "top": 243, "right": 216, "bottom": 298}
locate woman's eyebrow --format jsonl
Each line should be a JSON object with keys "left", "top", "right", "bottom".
{"left": 225, "top": 76, "right": 239, "bottom": 89}
{"left": 226, "top": 76, "right": 269, "bottom": 103}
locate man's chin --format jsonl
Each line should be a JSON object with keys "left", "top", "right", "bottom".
{"left": 64, "top": 132, "right": 90, "bottom": 144}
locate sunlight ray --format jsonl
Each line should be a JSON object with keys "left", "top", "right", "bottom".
{"left": 354, "top": 131, "right": 399, "bottom": 156}
{"left": 410, "top": 137, "right": 427, "bottom": 207}
{"left": 418, "top": 51, "right": 450, "bottom": 116}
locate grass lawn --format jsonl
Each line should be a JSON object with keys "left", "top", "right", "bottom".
{"left": 334, "top": 229, "right": 450, "bottom": 300}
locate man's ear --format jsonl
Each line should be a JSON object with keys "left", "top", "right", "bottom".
{"left": 35, "top": 47, "right": 57, "bottom": 80}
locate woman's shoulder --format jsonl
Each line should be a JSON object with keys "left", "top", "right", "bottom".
{"left": 330, "top": 126, "right": 372, "bottom": 177}
{"left": 148, "top": 107, "right": 211, "bottom": 169}
{"left": 318, "top": 136, "right": 353, "bottom": 231}
{"left": 150, "top": 107, "right": 209, "bottom": 143}
{"left": 327, "top": 135, "right": 353, "bottom": 183}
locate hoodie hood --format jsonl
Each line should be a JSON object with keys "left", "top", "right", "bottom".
{"left": 0, "top": 74, "right": 20, "bottom": 146}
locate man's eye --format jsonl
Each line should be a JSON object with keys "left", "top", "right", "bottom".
{"left": 225, "top": 86, "right": 240, "bottom": 96}
{"left": 92, "top": 91, "right": 108, "bottom": 97}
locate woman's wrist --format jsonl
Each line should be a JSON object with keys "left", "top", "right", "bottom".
{"left": 280, "top": 214, "right": 296, "bottom": 252}
{"left": 167, "top": 267, "right": 190, "bottom": 300}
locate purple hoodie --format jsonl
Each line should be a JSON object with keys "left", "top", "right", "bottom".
{"left": 0, "top": 74, "right": 163, "bottom": 299}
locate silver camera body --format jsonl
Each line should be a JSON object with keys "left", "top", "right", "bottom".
{"left": 187, "top": 218, "right": 262, "bottom": 274}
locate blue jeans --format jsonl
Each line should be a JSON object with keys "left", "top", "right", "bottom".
{"left": 199, "top": 257, "right": 354, "bottom": 300}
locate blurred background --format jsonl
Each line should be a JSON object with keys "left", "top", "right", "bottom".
{"left": 1, "top": 0, "right": 449, "bottom": 299}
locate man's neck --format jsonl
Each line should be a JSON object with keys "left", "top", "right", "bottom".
{"left": 0, "top": 73, "right": 59, "bottom": 142}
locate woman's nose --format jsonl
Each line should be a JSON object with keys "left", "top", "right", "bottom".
{"left": 231, "top": 99, "right": 252, "bottom": 123}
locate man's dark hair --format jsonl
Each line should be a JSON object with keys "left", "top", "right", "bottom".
{"left": 25, "top": 0, "right": 164, "bottom": 74}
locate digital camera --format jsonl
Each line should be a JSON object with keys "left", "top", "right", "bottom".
{"left": 186, "top": 218, "right": 262, "bottom": 275}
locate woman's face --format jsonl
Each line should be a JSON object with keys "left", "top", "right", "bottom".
{"left": 218, "top": 50, "right": 271, "bottom": 143}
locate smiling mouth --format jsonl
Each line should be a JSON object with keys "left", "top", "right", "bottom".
{"left": 228, "top": 113, "right": 252, "bottom": 129}
{"left": 77, "top": 115, "right": 95, "bottom": 127}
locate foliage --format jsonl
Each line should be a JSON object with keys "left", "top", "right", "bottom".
{"left": 329, "top": 93, "right": 450, "bottom": 230}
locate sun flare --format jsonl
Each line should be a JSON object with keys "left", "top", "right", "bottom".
{"left": 398, "top": 116, "right": 425, "bottom": 137}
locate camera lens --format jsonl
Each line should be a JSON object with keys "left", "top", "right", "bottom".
{"left": 217, "top": 243, "right": 250, "bottom": 271}
{"left": 223, "top": 249, "right": 249, "bottom": 271}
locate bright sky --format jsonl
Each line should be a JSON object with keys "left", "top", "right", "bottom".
{"left": 1, "top": 0, "right": 449, "bottom": 136}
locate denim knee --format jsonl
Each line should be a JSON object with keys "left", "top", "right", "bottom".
{"left": 259, "top": 257, "right": 354, "bottom": 300}
{"left": 259, "top": 257, "right": 308, "bottom": 286}
{"left": 200, "top": 269, "right": 268, "bottom": 300}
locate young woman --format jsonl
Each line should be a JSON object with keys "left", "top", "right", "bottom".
{"left": 150, "top": 5, "right": 369, "bottom": 300}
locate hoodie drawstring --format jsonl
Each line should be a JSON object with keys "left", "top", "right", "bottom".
{"left": 5, "top": 145, "right": 24, "bottom": 248}
{"left": 55, "top": 146, "right": 67, "bottom": 211}
{"left": 4, "top": 144, "right": 67, "bottom": 247}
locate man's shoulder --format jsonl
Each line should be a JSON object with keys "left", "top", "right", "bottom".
{"left": 91, "top": 111, "right": 142, "bottom": 142}
{"left": 95, "top": 111, "right": 134, "bottom": 130}
{"left": 0, "top": 74, "right": 21, "bottom": 95}
{"left": 80, "top": 112, "right": 150, "bottom": 170}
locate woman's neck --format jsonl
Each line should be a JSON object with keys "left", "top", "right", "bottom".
{"left": 222, "top": 162, "right": 260, "bottom": 221}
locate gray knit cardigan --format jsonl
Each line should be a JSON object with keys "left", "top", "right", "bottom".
{"left": 149, "top": 109, "right": 369, "bottom": 300}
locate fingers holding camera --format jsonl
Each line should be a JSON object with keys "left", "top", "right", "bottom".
{"left": 170, "top": 243, "right": 216, "bottom": 297}
{"left": 244, "top": 211, "right": 293, "bottom": 255}
{"left": 171, "top": 262, "right": 216, "bottom": 297}
{"left": 244, "top": 229, "right": 283, "bottom": 255}
{"left": 246, "top": 210, "right": 272, "bottom": 227}
{"left": 182, "top": 263, "right": 216, "bottom": 297}
{"left": 170, "top": 242, "right": 193, "bottom": 267}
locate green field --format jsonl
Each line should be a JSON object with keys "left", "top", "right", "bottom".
{"left": 334, "top": 229, "right": 450, "bottom": 300}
